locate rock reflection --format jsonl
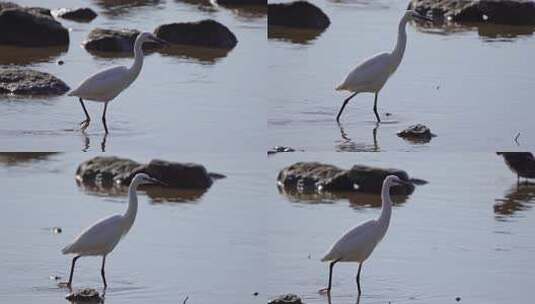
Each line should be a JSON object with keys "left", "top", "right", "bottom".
{"left": 277, "top": 184, "right": 408, "bottom": 208}
{"left": 494, "top": 183, "right": 535, "bottom": 219}
{"left": 335, "top": 123, "right": 380, "bottom": 152}
{"left": 268, "top": 26, "right": 325, "bottom": 44}
{"left": 77, "top": 180, "right": 207, "bottom": 203}
{"left": 158, "top": 45, "right": 232, "bottom": 64}
{"left": 0, "top": 45, "right": 67, "bottom": 65}
{"left": 93, "top": 0, "right": 163, "bottom": 16}
{"left": 412, "top": 20, "right": 535, "bottom": 41}
{"left": 0, "top": 152, "right": 59, "bottom": 166}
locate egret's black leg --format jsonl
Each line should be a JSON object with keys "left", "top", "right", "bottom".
{"left": 373, "top": 93, "right": 381, "bottom": 122}
{"left": 356, "top": 263, "right": 363, "bottom": 294}
{"left": 101, "top": 255, "right": 108, "bottom": 288}
{"left": 67, "top": 255, "right": 80, "bottom": 288}
{"left": 336, "top": 92, "right": 358, "bottom": 122}
{"left": 79, "top": 98, "right": 91, "bottom": 131}
{"left": 102, "top": 102, "right": 109, "bottom": 134}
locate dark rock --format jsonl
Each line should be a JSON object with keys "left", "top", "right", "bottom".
{"left": 277, "top": 162, "right": 417, "bottom": 195}
{"left": 154, "top": 19, "right": 238, "bottom": 49}
{"left": 84, "top": 28, "right": 160, "bottom": 53}
{"left": 397, "top": 124, "right": 436, "bottom": 143}
{"left": 268, "top": 1, "right": 330, "bottom": 29}
{"left": 0, "top": 5, "right": 68, "bottom": 46}
{"left": 76, "top": 156, "right": 223, "bottom": 189}
{"left": 0, "top": 68, "right": 70, "bottom": 96}
{"left": 408, "top": 0, "right": 535, "bottom": 26}
{"left": 57, "top": 60, "right": 64, "bottom": 65}
{"left": 268, "top": 294, "right": 303, "bottom": 304}
{"left": 268, "top": 146, "right": 297, "bottom": 155}
{"left": 56, "top": 7, "right": 97, "bottom": 22}
{"left": 65, "top": 288, "right": 103, "bottom": 303}
{"left": 217, "top": 0, "right": 265, "bottom": 5}
{"left": 131, "top": 159, "right": 214, "bottom": 189}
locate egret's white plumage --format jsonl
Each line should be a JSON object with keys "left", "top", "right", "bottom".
{"left": 335, "top": 10, "right": 432, "bottom": 123}
{"left": 61, "top": 173, "right": 160, "bottom": 288}
{"left": 320, "top": 175, "right": 407, "bottom": 294}
{"left": 69, "top": 32, "right": 168, "bottom": 133}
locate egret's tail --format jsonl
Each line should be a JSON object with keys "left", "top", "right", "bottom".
{"left": 335, "top": 83, "right": 345, "bottom": 91}
{"left": 321, "top": 252, "right": 334, "bottom": 262}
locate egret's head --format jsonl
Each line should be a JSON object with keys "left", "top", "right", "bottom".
{"left": 131, "top": 173, "right": 163, "bottom": 186}
{"left": 137, "top": 32, "right": 170, "bottom": 46}
{"left": 405, "top": 9, "right": 433, "bottom": 22}
{"left": 384, "top": 175, "right": 409, "bottom": 187}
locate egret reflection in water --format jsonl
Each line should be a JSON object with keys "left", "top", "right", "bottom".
{"left": 336, "top": 123, "right": 379, "bottom": 152}
{"left": 494, "top": 183, "right": 535, "bottom": 219}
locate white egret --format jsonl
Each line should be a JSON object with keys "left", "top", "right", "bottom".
{"left": 320, "top": 175, "right": 408, "bottom": 294}
{"left": 69, "top": 32, "right": 168, "bottom": 134}
{"left": 61, "top": 173, "right": 161, "bottom": 288}
{"left": 335, "top": 10, "right": 432, "bottom": 123}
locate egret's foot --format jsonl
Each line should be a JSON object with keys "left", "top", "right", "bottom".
{"left": 318, "top": 288, "right": 330, "bottom": 295}
{"left": 79, "top": 119, "right": 90, "bottom": 131}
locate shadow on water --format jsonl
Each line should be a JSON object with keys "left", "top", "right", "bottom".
{"left": 93, "top": 0, "right": 164, "bottom": 16}
{"left": 0, "top": 152, "right": 59, "bottom": 166}
{"left": 76, "top": 180, "right": 207, "bottom": 203}
{"left": 494, "top": 183, "right": 535, "bottom": 220}
{"left": 411, "top": 20, "right": 535, "bottom": 42}
{"left": 335, "top": 123, "right": 380, "bottom": 152}
{"left": 0, "top": 45, "right": 68, "bottom": 65}
{"left": 268, "top": 26, "right": 326, "bottom": 45}
{"left": 277, "top": 184, "right": 409, "bottom": 208}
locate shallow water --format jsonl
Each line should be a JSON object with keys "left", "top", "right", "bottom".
{"left": 1, "top": 152, "right": 534, "bottom": 303}
{"left": 0, "top": 152, "right": 269, "bottom": 304}
{"left": 268, "top": 0, "right": 535, "bottom": 152}
{"left": 0, "top": 0, "right": 266, "bottom": 152}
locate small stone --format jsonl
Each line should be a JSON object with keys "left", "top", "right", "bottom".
{"left": 65, "top": 288, "right": 103, "bottom": 303}
{"left": 49, "top": 275, "right": 61, "bottom": 280}
{"left": 52, "top": 227, "right": 62, "bottom": 234}
{"left": 268, "top": 294, "right": 303, "bottom": 304}
{"left": 253, "top": 291, "right": 259, "bottom": 296}
{"left": 385, "top": 112, "right": 392, "bottom": 116}
{"left": 56, "top": 7, "right": 97, "bottom": 22}
{"left": 456, "top": 296, "right": 461, "bottom": 302}
{"left": 268, "top": 146, "right": 296, "bottom": 155}
{"left": 397, "top": 124, "right": 436, "bottom": 143}
{"left": 57, "top": 60, "right": 64, "bottom": 65}
{"left": 268, "top": 1, "right": 330, "bottom": 29}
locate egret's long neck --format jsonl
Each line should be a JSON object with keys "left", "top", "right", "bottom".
{"left": 128, "top": 37, "right": 144, "bottom": 83}
{"left": 378, "top": 181, "right": 393, "bottom": 230}
{"left": 391, "top": 16, "right": 409, "bottom": 65}
{"left": 123, "top": 180, "right": 139, "bottom": 233}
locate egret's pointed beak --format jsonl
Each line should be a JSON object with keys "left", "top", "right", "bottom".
{"left": 395, "top": 179, "right": 411, "bottom": 186}
{"left": 151, "top": 36, "right": 171, "bottom": 46}
{"left": 413, "top": 12, "right": 433, "bottom": 22}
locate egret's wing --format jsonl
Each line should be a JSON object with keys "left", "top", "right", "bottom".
{"left": 70, "top": 66, "right": 129, "bottom": 98}
{"left": 62, "top": 214, "right": 124, "bottom": 254}
{"left": 322, "top": 219, "right": 378, "bottom": 260}
{"left": 339, "top": 53, "right": 392, "bottom": 90}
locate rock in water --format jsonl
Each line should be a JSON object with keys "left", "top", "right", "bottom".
{"left": 56, "top": 7, "right": 97, "bottom": 22}
{"left": 84, "top": 28, "right": 160, "bottom": 53}
{"left": 154, "top": 20, "right": 238, "bottom": 49}
{"left": 268, "top": 1, "right": 330, "bottom": 29}
{"left": 278, "top": 162, "right": 416, "bottom": 195}
{"left": 268, "top": 294, "right": 303, "bottom": 304}
{"left": 0, "top": 68, "right": 70, "bottom": 96}
{"left": 76, "top": 156, "right": 224, "bottom": 189}
{"left": 397, "top": 124, "right": 436, "bottom": 143}
{"left": 0, "top": 6, "right": 69, "bottom": 46}
{"left": 65, "top": 288, "right": 103, "bottom": 303}
{"left": 217, "top": 0, "right": 266, "bottom": 5}
{"left": 408, "top": 0, "right": 535, "bottom": 25}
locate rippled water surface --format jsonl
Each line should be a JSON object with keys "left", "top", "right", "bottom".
{"left": 0, "top": 0, "right": 266, "bottom": 152}
{"left": 1, "top": 152, "right": 534, "bottom": 303}
{"left": 268, "top": 0, "right": 535, "bottom": 152}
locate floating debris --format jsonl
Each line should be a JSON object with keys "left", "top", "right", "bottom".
{"left": 65, "top": 288, "right": 103, "bottom": 303}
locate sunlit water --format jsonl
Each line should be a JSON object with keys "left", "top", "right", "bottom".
{"left": 1, "top": 152, "right": 534, "bottom": 303}
{"left": 268, "top": 0, "right": 535, "bottom": 152}
{"left": 0, "top": 0, "right": 266, "bottom": 152}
